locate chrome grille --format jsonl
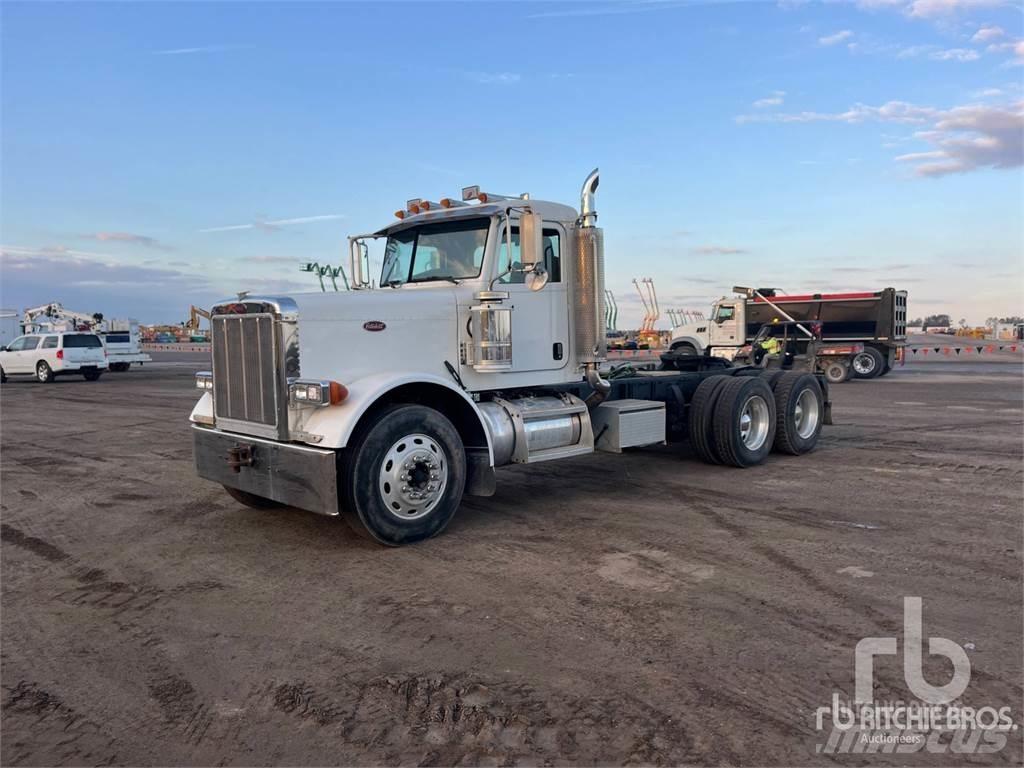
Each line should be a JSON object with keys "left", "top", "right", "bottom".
{"left": 212, "top": 314, "right": 279, "bottom": 428}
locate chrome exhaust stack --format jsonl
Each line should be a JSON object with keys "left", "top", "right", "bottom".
{"left": 573, "top": 168, "right": 610, "bottom": 407}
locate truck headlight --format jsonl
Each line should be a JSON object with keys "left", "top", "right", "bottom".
{"left": 195, "top": 371, "right": 214, "bottom": 390}
{"left": 288, "top": 379, "right": 347, "bottom": 406}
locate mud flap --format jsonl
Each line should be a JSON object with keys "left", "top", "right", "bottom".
{"left": 465, "top": 447, "right": 496, "bottom": 497}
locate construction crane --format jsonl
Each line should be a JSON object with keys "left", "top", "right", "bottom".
{"left": 184, "top": 305, "right": 211, "bottom": 342}
{"left": 666, "top": 308, "right": 706, "bottom": 327}
{"left": 632, "top": 277, "right": 661, "bottom": 347}
{"left": 301, "top": 262, "right": 350, "bottom": 292}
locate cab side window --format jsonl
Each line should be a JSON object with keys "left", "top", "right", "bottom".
{"left": 42, "top": 336, "right": 58, "bottom": 349}
{"left": 10, "top": 337, "right": 42, "bottom": 351}
{"left": 716, "top": 306, "right": 735, "bottom": 322}
{"left": 496, "top": 227, "right": 562, "bottom": 284}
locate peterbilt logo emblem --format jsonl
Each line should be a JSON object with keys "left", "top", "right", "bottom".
{"left": 363, "top": 321, "right": 386, "bottom": 332}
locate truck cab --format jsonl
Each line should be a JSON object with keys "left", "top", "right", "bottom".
{"left": 671, "top": 297, "right": 744, "bottom": 358}
{"left": 192, "top": 171, "right": 831, "bottom": 545}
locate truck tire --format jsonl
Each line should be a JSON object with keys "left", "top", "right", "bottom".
{"left": 772, "top": 372, "right": 823, "bottom": 455}
{"left": 712, "top": 376, "right": 777, "bottom": 468}
{"left": 852, "top": 346, "right": 884, "bottom": 379}
{"left": 823, "top": 361, "right": 849, "bottom": 384}
{"left": 36, "top": 361, "right": 54, "bottom": 383}
{"left": 759, "top": 370, "right": 786, "bottom": 389}
{"left": 340, "top": 404, "right": 466, "bottom": 546}
{"left": 877, "top": 360, "right": 893, "bottom": 377}
{"left": 223, "top": 486, "right": 283, "bottom": 509}
{"left": 670, "top": 342, "right": 698, "bottom": 356}
{"left": 687, "top": 375, "right": 731, "bottom": 464}
{"left": 83, "top": 370, "right": 103, "bottom": 381}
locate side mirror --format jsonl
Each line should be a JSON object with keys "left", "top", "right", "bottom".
{"left": 518, "top": 210, "right": 543, "bottom": 274}
{"left": 525, "top": 263, "right": 549, "bottom": 292}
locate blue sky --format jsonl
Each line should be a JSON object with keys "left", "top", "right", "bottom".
{"left": 2, "top": 0, "right": 1022, "bottom": 327}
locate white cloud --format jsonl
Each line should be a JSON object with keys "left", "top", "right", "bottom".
{"left": 692, "top": 245, "right": 748, "bottom": 256}
{"left": 80, "top": 232, "right": 173, "bottom": 250}
{"left": 896, "top": 44, "right": 937, "bottom": 58}
{"left": 753, "top": 90, "right": 786, "bottom": 108}
{"left": 819, "top": 30, "right": 854, "bottom": 46}
{"left": 908, "top": 0, "right": 1004, "bottom": 17}
{"left": 737, "top": 98, "right": 1023, "bottom": 177}
{"left": 152, "top": 44, "right": 249, "bottom": 55}
{"left": 464, "top": 71, "right": 521, "bottom": 85}
{"left": 929, "top": 48, "right": 981, "bottom": 61}
{"left": 896, "top": 102, "right": 1024, "bottom": 176}
{"left": 972, "top": 25, "right": 1005, "bottom": 43}
{"left": 736, "top": 100, "right": 937, "bottom": 125}
{"left": 200, "top": 213, "right": 345, "bottom": 234}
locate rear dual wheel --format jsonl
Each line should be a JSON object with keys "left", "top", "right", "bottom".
{"left": 771, "top": 372, "right": 823, "bottom": 455}
{"left": 689, "top": 372, "right": 824, "bottom": 466}
{"left": 689, "top": 375, "right": 777, "bottom": 467}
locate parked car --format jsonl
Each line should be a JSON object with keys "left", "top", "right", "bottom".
{"left": 154, "top": 332, "right": 178, "bottom": 344}
{"left": 0, "top": 332, "right": 108, "bottom": 383}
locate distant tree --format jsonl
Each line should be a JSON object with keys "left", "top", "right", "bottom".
{"left": 986, "top": 317, "right": 999, "bottom": 329}
{"left": 922, "top": 314, "right": 951, "bottom": 327}
{"left": 999, "top": 316, "right": 1023, "bottom": 324}
{"left": 908, "top": 317, "right": 923, "bottom": 326}
{"left": 958, "top": 318, "right": 967, "bottom": 329}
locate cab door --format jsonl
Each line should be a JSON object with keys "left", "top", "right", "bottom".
{"left": 494, "top": 221, "right": 570, "bottom": 372}
{"left": 709, "top": 301, "right": 742, "bottom": 347}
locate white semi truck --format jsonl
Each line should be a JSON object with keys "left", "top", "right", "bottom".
{"left": 191, "top": 170, "right": 833, "bottom": 545}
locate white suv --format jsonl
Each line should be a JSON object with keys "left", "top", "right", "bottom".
{"left": 0, "top": 332, "right": 109, "bottom": 383}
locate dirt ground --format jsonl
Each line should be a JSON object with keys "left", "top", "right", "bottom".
{"left": 2, "top": 353, "right": 1021, "bottom": 766}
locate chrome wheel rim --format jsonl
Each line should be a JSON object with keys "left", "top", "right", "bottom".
{"left": 37, "top": 365, "right": 47, "bottom": 381}
{"left": 793, "top": 388, "right": 820, "bottom": 439}
{"left": 852, "top": 353, "right": 875, "bottom": 375}
{"left": 739, "top": 395, "right": 770, "bottom": 451}
{"left": 378, "top": 433, "right": 448, "bottom": 521}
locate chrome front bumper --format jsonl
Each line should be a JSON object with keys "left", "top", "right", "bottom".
{"left": 192, "top": 425, "right": 339, "bottom": 516}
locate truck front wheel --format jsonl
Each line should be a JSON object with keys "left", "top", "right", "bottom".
{"left": 852, "top": 347, "right": 884, "bottom": 379}
{"left": 340, "top": 404, "right": 466, "bottom": 546}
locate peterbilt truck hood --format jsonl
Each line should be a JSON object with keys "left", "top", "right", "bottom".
{"left": 290, "top": 288, "right": 460, "bottom": 386}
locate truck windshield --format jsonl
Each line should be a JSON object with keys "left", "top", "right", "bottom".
{"left": 381, "top": 219, "right": 489, "bottom": 286}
